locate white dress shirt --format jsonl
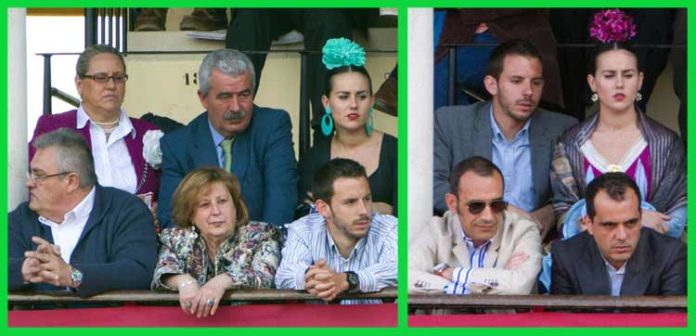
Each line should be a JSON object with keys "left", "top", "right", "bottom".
{"left": 38, "top": 187, "right": 96, "bottom": 263}
{"left": 77, "top": 106, "right": 137, "bottom": 193}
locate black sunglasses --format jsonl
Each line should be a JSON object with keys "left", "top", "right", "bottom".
{"left": 466, "top": 199, "right": 508, "bottom": 215}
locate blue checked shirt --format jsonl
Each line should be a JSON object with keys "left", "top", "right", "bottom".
{"left": 275, "top": 213, "right": 398, "bottom": 304}
{"left": 444, "top": 229, "right": 492, "bottom": 295}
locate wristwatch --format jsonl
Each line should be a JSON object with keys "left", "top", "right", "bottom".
{"left": 345, "top": 271, "right": 359, "bottom": 292}
{"left": 70, "top": 266, "right": 83, "bottom": 289}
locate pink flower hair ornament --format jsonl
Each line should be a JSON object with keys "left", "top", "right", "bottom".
{"left": 589, "top": 9, "right": 637, "bottom": 43}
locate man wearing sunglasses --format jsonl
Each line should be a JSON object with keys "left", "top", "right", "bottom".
{"left": 9, "top": 129, "right": 158, "bottom": 297}
{"left": 433, "top": 39, "right": 577, "bottom": 239}
{"left": 409, "top": 156, "right": 542, "bottom": 295}
{"left": 551, "top": 173, "right": 685, "bottom": 296}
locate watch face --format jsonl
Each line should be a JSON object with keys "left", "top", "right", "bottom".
{"left": 347, "top": 272, "right": 359, "bottom": 288}
{"left": 71, "top": 268, "right": 83, "bottom": 286}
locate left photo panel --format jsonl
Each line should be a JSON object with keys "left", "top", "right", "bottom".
{"left": 7, "top": 7, "right": 398, "bottom": 327}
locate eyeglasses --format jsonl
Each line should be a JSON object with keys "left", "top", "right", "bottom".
{"left": 26, "top": 171, "right": 71, "bottom": 183}
{"left": 466, "top": 199, "right": 508, "bottom": 215}
{"left": 82, "top": 73, "right": 129, "bottom": 84}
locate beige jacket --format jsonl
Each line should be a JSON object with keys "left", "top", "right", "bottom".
{"left": 409, "top": 210, "right": 541, "bottom": 294}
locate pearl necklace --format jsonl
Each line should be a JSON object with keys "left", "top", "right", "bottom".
{"left": 92, "top": 118, "right": 119, "bottom": 133}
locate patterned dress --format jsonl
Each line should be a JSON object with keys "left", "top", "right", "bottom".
{"left": 151, "top": 221, "right": 280, "bottom": 290}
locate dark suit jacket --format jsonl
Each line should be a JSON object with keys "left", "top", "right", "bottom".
{"left": 433, "top": 101, "right": 577, "bottom": 213}
{"left": 551, "top": 228, "right": 686, "bottom": 295}
{"left": 8, "top": 185, "right": 158, "bottom": 297}
{"left": 29, "top": 110, "right": 160, "bottom": 196}
{"left": 158, "top": 106, "right": 297, "bottom": 228}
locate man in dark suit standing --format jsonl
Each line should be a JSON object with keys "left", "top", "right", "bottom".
{"left": 551, "top": 172, "right": 686, "bottom": 296}
{"left": 158, "top": 49, "right": 297, "bottom": 229}
{"left": 434, "top": 39, "right": 576, "bottom": 239}
{"left": 9, "top": 129, "right": 157, "bottom": 297}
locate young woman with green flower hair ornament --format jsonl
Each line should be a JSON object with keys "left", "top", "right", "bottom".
{"left": 296, "top": 38, "right": 397, "bottom": 217}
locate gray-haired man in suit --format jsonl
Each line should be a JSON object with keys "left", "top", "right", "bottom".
{"left": 434, "top": 38, "right": 576, "bottom": 239}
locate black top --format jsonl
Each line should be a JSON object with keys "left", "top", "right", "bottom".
{"left": 297, "top": 134, "right": 398, "bottom": 216}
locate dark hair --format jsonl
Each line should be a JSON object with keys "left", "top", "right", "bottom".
{"left": 449, "top": 156, "right": 504, "bottom": 195}
{"left": 312, "top": 158, "right": 368, "bottom": 203}
{"left": 32, "top": 128, "right": 97, "bottom": 188}
{"left": 585, "top": 172, "right": 641, "bottom": 219}
{"left": 486, "top": 39, "right": 543, "bottom": 80}
{"left": 588, "top": 42, "right": 640, "bottom": 75}
{"left": 324, "top": 65, "right": 373, "bottom": 97}
{"left": 76, "top": 44, "right": 126, "bottom": 78}
{"left": 172, "top": 167, "right": 249, "bottom": 228}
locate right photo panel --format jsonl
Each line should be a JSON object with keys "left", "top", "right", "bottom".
{"left": 408, "top": 8, "right": 686, "bottom": 327}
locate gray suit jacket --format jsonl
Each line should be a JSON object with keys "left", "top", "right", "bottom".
{"left": 433, "top": 101, "right": 577, "bottom": 213}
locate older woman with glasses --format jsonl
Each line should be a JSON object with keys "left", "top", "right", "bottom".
{"left": 151, "top": 167, "right": 280, "bottom": 318}
{"left": 29, "top": 44, "right": 161, "bottom": 213}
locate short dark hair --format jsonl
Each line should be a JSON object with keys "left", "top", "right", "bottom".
{"left": 449, "top": 156, "right": 503, "bottom": 195}
{"left": 312, "top": 158, "right": 368, "bottom": 203}
{"left": 588, "top": 42, "right": 641, "bottom": 75}
{"left": 324, "top": 65, "right": 373, "bottom": 97}
{"left": 585, "top": 172, "right": 641, "bottom": 219}
{"left": 76, "top": 44, "right": 126, "bottom": 78}
{"left": 486, "top": 38, "right": 543, "bottom": 80}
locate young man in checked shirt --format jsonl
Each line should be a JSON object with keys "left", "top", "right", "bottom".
{"left": 275, "top": 158, "right": 397, "bottom": 303}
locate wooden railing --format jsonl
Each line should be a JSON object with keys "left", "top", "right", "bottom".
{"left": 9, "top": 287, "right": 397, "bottom": 305}
{"left": 408, "top": 294, "right": 687, "bottom": 311}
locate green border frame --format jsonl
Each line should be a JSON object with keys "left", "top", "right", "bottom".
{"left": 1, "top": 1, "right": 692, "bottom": 335}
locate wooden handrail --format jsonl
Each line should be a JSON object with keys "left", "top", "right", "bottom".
{"left": 9, "top": 288, "right": 397, "bottom": 304}
{"left": 408, "top": 294, "right": 686, "bottom": 310}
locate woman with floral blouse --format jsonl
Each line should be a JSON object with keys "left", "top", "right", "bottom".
{"left": 151, "top": 167, "right": 280, "bottom": 318}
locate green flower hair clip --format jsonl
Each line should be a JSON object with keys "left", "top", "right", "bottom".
{"left": 322, "top": 38, "right": 366, "bottom": 70}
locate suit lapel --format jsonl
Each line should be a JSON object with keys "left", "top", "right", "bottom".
{"left": 483, "top": 213, "right": 504, "bottom": 268}
{"left": 577, "top": 234, "right": 612, "bottom": 295}
{"left": 621, "top": 232, "right": 650, "bottom": 295}
{"left": 448, "top": 214, "right": 471, "bottom": 268}
{"left": 192, "top": 114, "right": 222, "bottom": 167}
{"left": 529, "top": 112, "right": 550, "bottom": 206}
{"left": 230, "top": 128, "right": 250, "bottom": 181}
{"left": 472, "top": 102, "right": 493, "bottom": 160}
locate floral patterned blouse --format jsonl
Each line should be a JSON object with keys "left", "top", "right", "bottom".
{"left": 151, "top": 221, "right": 280, "bottom": 290}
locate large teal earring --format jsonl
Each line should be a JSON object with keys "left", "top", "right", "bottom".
{"left": 365, "top": 107, "right": 374, "bottom": 136}
{"left": 321, "top": 106, "right": 334, "bottom": 136}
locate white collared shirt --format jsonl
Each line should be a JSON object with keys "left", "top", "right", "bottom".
{"left": 38, "top": 187, "right": 96, "bottom": 263}
{"left": 77, "top": 106, "right": 137, "bottom": 193}
{"left": 602, "top": 257, "right": 626, "bottom": 296}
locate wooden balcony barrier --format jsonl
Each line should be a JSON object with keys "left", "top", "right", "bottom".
{"left": 9, "top": 287, "right": 397, "bottom": 305}
{"left": 408, "top": 294, "right": 687, "bottom": 311}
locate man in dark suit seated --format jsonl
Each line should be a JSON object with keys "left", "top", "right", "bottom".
{"left": 433, "top": 38, "right": 576, "bottom": 239}
{"left": 158, "top": 49, "right": 297, "bottom": 229}
{"left": 9, "top": 129, "right": 158, "bottom": 297}
{"left": 551, "top": 172, "right": 686, "bottom": 296}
